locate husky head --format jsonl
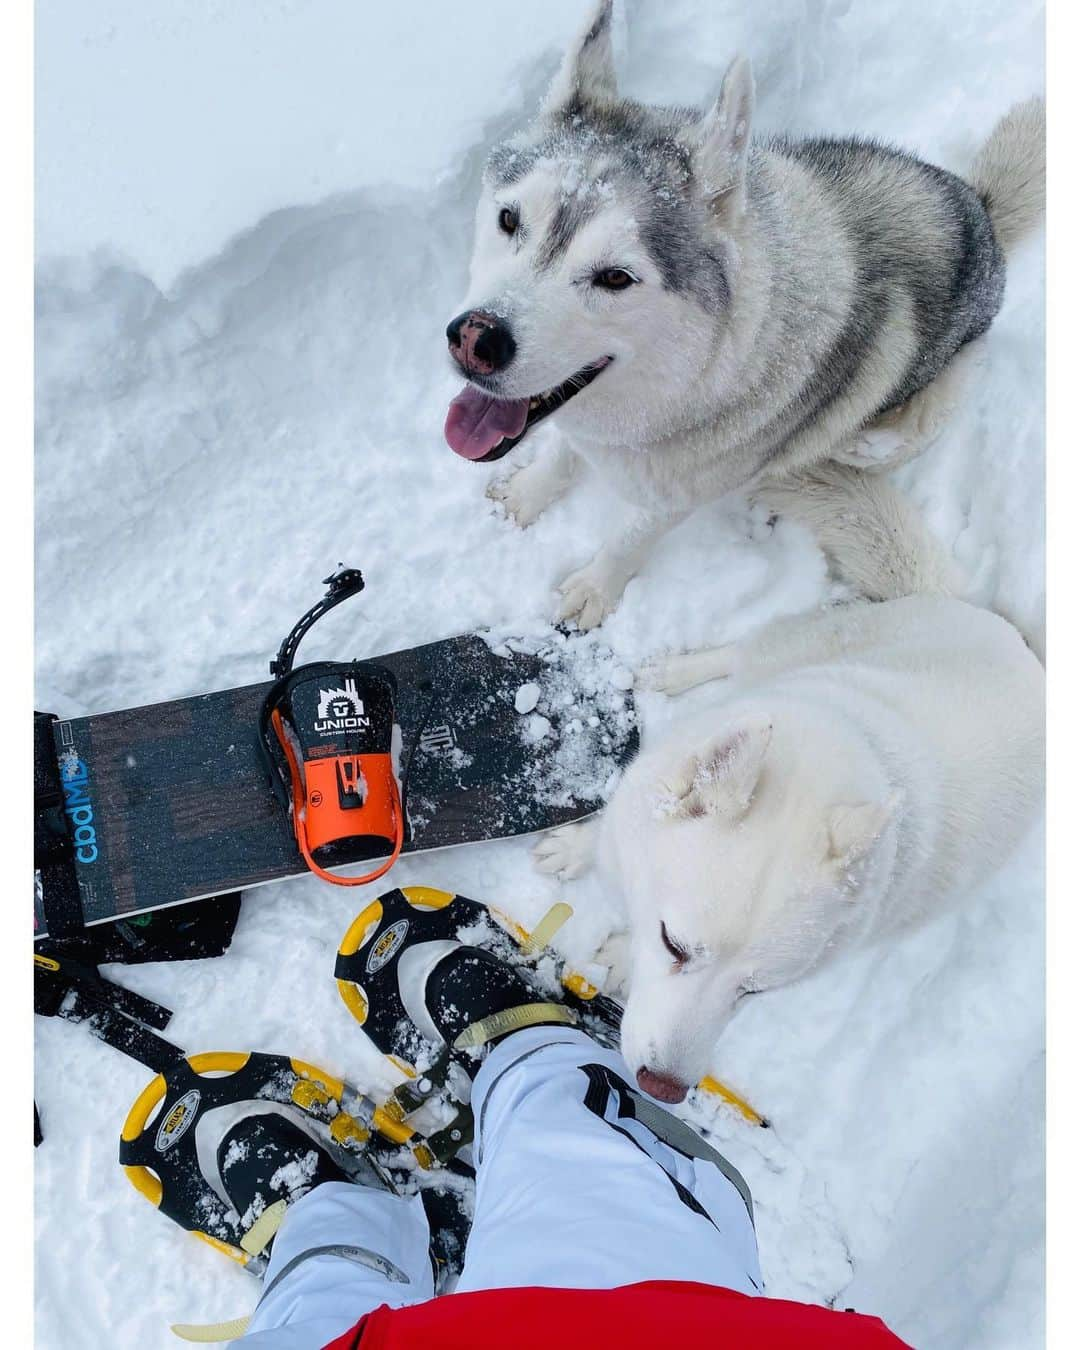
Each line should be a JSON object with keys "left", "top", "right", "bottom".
{"left": 444, "top": 0, "right": 756, "bottom": 461}
{"left": 606, "top": 710, "right": 901, "bottom": 1103}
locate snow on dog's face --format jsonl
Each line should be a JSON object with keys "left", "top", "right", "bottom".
{"left": 607, "top": 712, "right": 899, "bottom": 1103}
{"left": 444, "top": 0, "right": 755, "bottom": 461}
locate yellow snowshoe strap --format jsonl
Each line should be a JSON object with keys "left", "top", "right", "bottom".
{"left": 519, "top": 902, "right": 574, "bottom": 954}
{"left": 452, "top": 1001, "right": 578, "bottom": 1050}
{"left": 168, "top": 1202, "right": 288, "bottom": 1341}
{"left": 698, "top": 1075, "right": 767, "bottom": 1128}
{"left": 170, "top": 1316, "right": 250, "bottom": 1342}
{"left": 240, "top": 1200, "right": 288, "bottom": 1256}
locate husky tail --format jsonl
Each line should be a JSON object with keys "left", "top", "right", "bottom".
{"left": 968, "top": 97, "right": 1046, "bottom": 255}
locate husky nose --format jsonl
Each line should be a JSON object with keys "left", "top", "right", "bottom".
{"left": 446, "top": 309, "right": 516, "bottom": 376}
{"left": 636, "top": 1067, "right": 690, "bottom": 1104}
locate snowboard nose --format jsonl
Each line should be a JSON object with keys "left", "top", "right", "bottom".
{"left": 636, "top": 1066, "right": 689, "bottom": 1104}
{"left": 446, "top": 309, "right": 516, "bottom": 376}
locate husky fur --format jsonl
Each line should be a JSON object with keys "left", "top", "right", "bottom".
{"left": 534, "top": 596, "right": 1045, "bottom": 1099}
{"left": 448, "top": 0, "right": 1045, "bottom": 629}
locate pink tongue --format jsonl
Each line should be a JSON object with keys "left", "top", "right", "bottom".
{"left": 445, "top": 384, "right": 529, "bottom": 459}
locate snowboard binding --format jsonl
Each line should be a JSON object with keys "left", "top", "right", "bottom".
{"left": 259, "top": 569, "right": 405, "bottom": 888}
{"left": 118, "top": 1050, "right": 421, "bottom": 1274}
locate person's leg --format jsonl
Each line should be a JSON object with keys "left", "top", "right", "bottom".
{"left": 236, "top": 1184, "right": 433, "bottom": 1349}
{"left": 455, "top": 1027, "right": 762, "bottom": 1295}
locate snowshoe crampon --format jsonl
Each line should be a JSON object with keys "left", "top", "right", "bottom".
{"left": 118, "top": 1051, "right": 411, "bottom": 1273}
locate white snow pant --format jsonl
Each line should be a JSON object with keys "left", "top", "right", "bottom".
{"left": 237, "top": 1028, "right": 762, "bottom": 1348}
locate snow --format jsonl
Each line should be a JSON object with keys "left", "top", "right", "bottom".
{"left": 515, "top": 683, "right": 541, "bottom": 715}
{"left": 268, "top": 1150, "right": 320, "bottom": 1200}
{"left": 34, "top": 2, "right": 1043, "bottom": 1348}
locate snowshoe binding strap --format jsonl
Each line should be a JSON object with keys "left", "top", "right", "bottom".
{"left": 696, "top": 1076, "right": 769, "bottom": 1128}
{"left": 259, "top": 569, "right": 405, "bottom": 888}
{"left": 170, "top": 1315, "right": 251, "bottom": 1343}
{"left": 451, "top": 1002, "right": 578, "bottom": 1050}
{"left": 516, "top": 900, "right": 573, "bottom": 954}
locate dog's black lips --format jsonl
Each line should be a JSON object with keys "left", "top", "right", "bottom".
{"left": 473, "top": 358, "right": 613, "bottom": 463}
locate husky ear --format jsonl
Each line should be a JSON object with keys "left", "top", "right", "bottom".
{"left": 654, "top": 714, "right": 772, "bottom": 822}
{"left": 541, "top": 0, "right": 618, "bottom": 115}
{"left": 827, "top": 793, "right": 904, "bottom": 866}
{"left": 688, "top": 55, "right": 755, "bottom": 212}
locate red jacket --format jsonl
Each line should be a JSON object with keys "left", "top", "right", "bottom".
{"left": 323, "top": 1281, "right": 912, "bottom": 1349}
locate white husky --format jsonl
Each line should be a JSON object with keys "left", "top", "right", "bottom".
{"left": 534, "top": 596, "right": 1044, "bottom": 1102}
{"left": 444, "top": 0, "right": 1044, "bottom": 630}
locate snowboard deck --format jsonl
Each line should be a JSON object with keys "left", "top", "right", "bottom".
{"left": 35, "top": 632, "right": 637, "bottom": 936}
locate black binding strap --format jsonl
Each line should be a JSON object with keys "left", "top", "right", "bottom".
{"left": 34, "top": 710, "right": 85, "bottom": 939}
{"left": 58, "top": 987, "right": 183, "bottom": 1073}
{"left": 34, "top": 951, "right": 182, "bottom": 1073}
{"left": 269, "top": 568, "right": 366, "bottom": 678}
{"left": 36, "top": 861, "right": 83, "bottom": 942}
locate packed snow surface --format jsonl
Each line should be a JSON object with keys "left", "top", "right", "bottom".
{"left": 35, "top": 2, "right": 1044, "bottom": 1348}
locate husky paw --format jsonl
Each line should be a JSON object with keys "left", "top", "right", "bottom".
{"left": 486, "top": 465, "right": 553, "bottom": 529}
{"left": 833, "top": 427, "right": 912, "bottom": 470}
{"left": 638, "top": 647, "right": 736, "bottom": 695}
{"left": 557, "top": 562, "right": 622, "bottom": 631}
{"left": 595, "top": 930, "right": 631, "bottom": 996}
{"left": 532, "top": 824, "right": 595, "bottom": 880}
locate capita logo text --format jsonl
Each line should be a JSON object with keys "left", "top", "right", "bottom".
{"left": 60, "top": 751, "right": 99, "bottom": 865}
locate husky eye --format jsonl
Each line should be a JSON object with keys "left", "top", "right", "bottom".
{"left": 592, "top": 267, "right": 636, "bottom": 291}
{"left": 660, "top": 921, "right": 690, "bottom": 968}
{"left": 498, "top": 207, "right": 519, "bottom": 236}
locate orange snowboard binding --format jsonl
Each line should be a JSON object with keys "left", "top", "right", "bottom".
{"left": 259, "top": 569, "right": 404, "bottom": 887}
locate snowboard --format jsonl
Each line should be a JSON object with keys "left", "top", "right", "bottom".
{"left": 34, "top": 632, "right": 637, "bottom": 937}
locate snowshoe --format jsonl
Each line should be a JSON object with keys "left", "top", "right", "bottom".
{"left": 119, "top": 1050, "right": 478, "bottom": 1335}
{"left": 118, "top": 1051, "right": 408, "bottom": 1275}
{"left": 333, "top": 885, "right": 625, "bottom": 1164}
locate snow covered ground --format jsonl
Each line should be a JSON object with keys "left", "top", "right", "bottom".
{"left": 35, "top": 2, "right": 1045, "bottom": 1347}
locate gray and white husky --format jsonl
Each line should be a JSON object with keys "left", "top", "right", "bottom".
{"left": 443, "top": 0, "right": 1045, "bottom": 629}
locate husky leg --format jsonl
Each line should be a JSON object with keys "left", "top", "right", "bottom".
{"left": 532, "top": 819, "right": 600, "bottom": 880}
{"left": 833, "top": 341, "right": 981, "bottom": 474}
{"left": 557, "top": 509, "right": 688, "bottom": 630}
{"left": 647, "top": 599, "right": 917, "bottom": 697}
{"left": 487, "top": 442, "right": 580, "bottom": 528}
{"left": 639, "top": 601, "right": 875, "bottom": 694}
{"left": 753, "top": 462, "right": 959, "bottom": 601}
{"left": 593, "top": 929, "right": 631, "bottom": 997}
{"left": 638, "top": 645, "right": 739, "bottom": 695}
